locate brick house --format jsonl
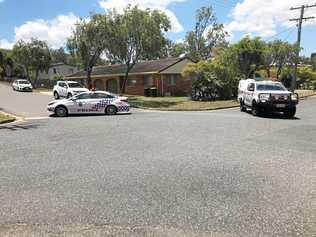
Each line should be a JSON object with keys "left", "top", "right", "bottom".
{"left": 66, "top": 57, "right": 195, "bottom": 96}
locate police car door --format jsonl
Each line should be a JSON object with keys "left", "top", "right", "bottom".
{"left": 72, "top": 92, "right": 92, "bottom": 114}
{"left": 245, "top": 83, "right": 255, "bottom": 106}
{"left": 89, "top": 92, "right": 112, "bottom": 114}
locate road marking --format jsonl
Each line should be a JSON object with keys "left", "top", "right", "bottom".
{"left": 24, "top": 116, "right": 50, "bottom": 120}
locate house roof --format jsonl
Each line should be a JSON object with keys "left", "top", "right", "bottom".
{"left": 67, "top": 57, "right": 190, "bottom": 78}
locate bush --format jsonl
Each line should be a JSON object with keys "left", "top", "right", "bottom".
{"left": 183, "top": 60, "right": 241, "bottom": 101}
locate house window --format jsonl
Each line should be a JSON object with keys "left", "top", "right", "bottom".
{"left": 53, "top": 68, "right": 57, "bottom": 74}
{"left": 127, "top": 78, "right": 137, "bottom": 86}
{"left": 165, "top": 74, "right": 178, "bottom": 85}
{"left": 144, "top": 75, "right": 153, "bottom": 87}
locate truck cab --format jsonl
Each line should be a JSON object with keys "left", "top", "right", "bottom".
{"left": 238, "top": 79, "right": 299, "bottom": 117}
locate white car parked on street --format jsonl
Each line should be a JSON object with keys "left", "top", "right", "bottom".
{"left": 238, "top": 79, "right": 299, "bottom": 117}
{"left": 53, "top": 81, "right": 89, "bottom": 99}
{"left": 12, "top": 79, "right": 33, "bottom": 92}
{"left": 47, "top": 91, "right": 130, "bottom": 117}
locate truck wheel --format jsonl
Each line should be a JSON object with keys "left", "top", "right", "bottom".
{"left": 284, "top": 107, "right": 296, "bottom": 118}
{"left": 240, "top": 100, "right": 246, "bottom": 112}
{"left": 251, "top": 102, "right": 260, "bottom": 116}
{"left": 105, "top": 105, "right": 117, "bottom": 115}
{"left": 55, "top": 106, "right": 68, "bottom": 117}
{"left": 54, "top": 92, "right": 60, "bottom": 99}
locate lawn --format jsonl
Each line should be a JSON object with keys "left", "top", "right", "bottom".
{"left": 128, "top": 95, "right": 239, "bottom": 111}
{"left": 0, "top": 112, "right": 15, "bottom": 124}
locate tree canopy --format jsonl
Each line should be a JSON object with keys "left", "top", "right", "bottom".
{"left": 12, "top": 39, "right": 51, "bottom": 87}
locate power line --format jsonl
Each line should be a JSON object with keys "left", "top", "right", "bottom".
{"left": 289, "top": 3, "right": 316, "bottom": 91}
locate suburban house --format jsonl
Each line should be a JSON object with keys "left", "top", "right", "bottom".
{"left": 66, "top": 57, "right": 195, "bottom": 96}
{"left": 38, "top": 63, "right": 80, "bottom": 81}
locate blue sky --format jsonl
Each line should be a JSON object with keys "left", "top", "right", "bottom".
{"left": 0, "top": 0, "right": 315, "bottom": 56}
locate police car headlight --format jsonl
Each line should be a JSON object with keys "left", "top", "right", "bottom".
{"left": 259, "top": 93, "right": 270, "bottom": 101}
{"left": 291, "top": 94, "right": 298, "bottom": 101}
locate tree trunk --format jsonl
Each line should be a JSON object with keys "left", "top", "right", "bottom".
{"left": 277, "top": 67, "right": 282, "bottom": 80}
{"left": 87, "top": 68, "right": 92, "bottom": 90}
{"left": 33, "top": 70, "right": 39, "bottom": 88}
{"left": 120, "top": 70, "right": 129, "bottom": 94}
{"left": 266, "top": 68, "right": 271, "bottom": 78}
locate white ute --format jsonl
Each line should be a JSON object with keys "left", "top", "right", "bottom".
{"left": 53, "top": 81, "right": 89, "bottom": 99}
{"left": 238, "top": 79, "right": 299, "bottom": 117}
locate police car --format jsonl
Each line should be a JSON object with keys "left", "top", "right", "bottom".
{"left": 12, "top": 79, "right": 33, "bottom": 92}
{"left": 238, "top": 79, "right": 299, "bottom": 117}
{"left": 47, "top": 91, "right": 130, "bottom": 117}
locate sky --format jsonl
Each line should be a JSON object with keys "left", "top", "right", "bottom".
{"left": 0, "top": 0, "right": 315, "bottom": 56}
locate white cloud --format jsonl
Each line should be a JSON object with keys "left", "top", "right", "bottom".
{"left": 99, "top": 0, "right": 187, "bottom": 33}
{"left": 0, "top": 13, "right": 79, "bottom": 50}
{"left": 0, "top": 39, "right": 13, "bottom": 49}
{"left": 14, "top": 13, "right": 80, "bottom": 49}
{"left": 227, "top": 0, "right": 316, "bottom": 38}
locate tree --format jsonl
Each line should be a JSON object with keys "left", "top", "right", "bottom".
{"left": 270, "top": 40, "right": 296, "bottom": 79}
{"left": 0, "top": 51, "right": 14, "bottom": 79}
{"left": 224, "top": 37, "right": 266, "bottom": 78}
{"left": 67, "top": 14, "right": 109, "bottom": 88}
{"left": 185, "top": 6, "right": 227, "bottom": 61}
{"left": 311, "top": 53, "right": 316, "bottom": 71}
{"left": 51, "top": 47, "right": 68, "bottom": 64}
{"left": 183, "top": 60, "right": 241, "bottom": 100}
{"left": 105, "top": 6, "right": 171, "bottom": 93}
{"left": 12, "top": 39, "right": 51, "bottom": 87}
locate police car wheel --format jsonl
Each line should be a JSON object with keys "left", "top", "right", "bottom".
{"left": 54, "top": 92, "right": 60, "bottom": 99}
{"left": 55, "top": 106, "right": 68, "bottom": 117}
{"left": 105, "top": 105, "right": 117, "bottom": 115}
{"left": 251, "top": 102, "right": 260, "bottom": 116}
{"left": 284, "top": 107, "right": 296, "bottom": 118}
{"left": 240, "top": 100, "right": 246, "bottom": 112}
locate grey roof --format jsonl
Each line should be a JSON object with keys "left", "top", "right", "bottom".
{"left": 67, "top": 57, "right": 188, "bottom": 78}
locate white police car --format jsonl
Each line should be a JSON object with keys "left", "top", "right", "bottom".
{"left": 47, "top": 91, "right": 130, "bottom": 117}
{"left": 238, "top": 79, "right": 299, "bottom": 117}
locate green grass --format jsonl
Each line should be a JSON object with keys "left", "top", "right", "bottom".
{"left": 0, "top": 112, "right": 15, "bottom": 124}
{"left": 128, "top": 95, "right": 239, "bottom": 111}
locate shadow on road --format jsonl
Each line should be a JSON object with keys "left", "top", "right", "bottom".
{"left": 49, "top": 113, "right": 132, "bottom": 118}
{"left": 246, "top": 111, "right": 300, "bottom": 120}
{"left": 0, "top": 123, "right": 40, "bottom": 131}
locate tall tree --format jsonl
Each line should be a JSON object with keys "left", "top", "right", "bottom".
{"left": 271, "top": 40, "right": 296, "bottom": 79}
{"left": 311, "top": 53, "right": 316, "bottom": 71}
{"left": 51, "top": 47, "right": 68, "bottom": 64}
{"left": 67, "top": 14, "right": 109, "bottom": 88}
{"left": 0, "top": 51, "right": 14, "bottom": 79}
{"left": 185, "top": 6, "right": 227, "bottom": 61}
{"left": 105, "top": 6, "right": 171, "bottom": 93}
{"left": 12, "top": 39, "right": 51, "bottom": 87}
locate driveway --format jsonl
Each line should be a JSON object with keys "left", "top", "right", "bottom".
{"left": 0, "top": 86, "right": 315, "bottom": 236}
{"left": 0, "top": 82, "right": 52, "bottom": 118}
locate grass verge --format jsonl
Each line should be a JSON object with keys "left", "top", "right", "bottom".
{"left": 128, "top": 95, "right": 238, "bottom": 111}
{"left": 296, "top": 90, "right": 316, "bottom": 98}
{"left": 0, "top": 112, "right": 16, "bottom": 124}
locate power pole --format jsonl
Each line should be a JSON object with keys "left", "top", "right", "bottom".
{"left": 289, "top": 4, "right": 316, "bottom": 91}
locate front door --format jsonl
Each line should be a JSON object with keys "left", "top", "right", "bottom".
{"left": 106, "top": 79, "right": 118, "bottom": 93}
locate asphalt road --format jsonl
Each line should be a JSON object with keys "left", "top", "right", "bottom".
{"left": 0, "top": 82, "right": 52, "bottom": 118}
{"left": 0, "top": 86, "right": 315, "bottom": 236}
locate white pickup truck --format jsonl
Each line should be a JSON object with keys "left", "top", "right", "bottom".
{"left": 238, "top": 79, "right": 299, "bottom": 117}
{"left": 53, "top": 81, "right": 89, "bottom": 99}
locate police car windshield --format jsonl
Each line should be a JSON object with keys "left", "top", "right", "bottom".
{"left": 68, "top": 82, "right": 83, "bottom": 88}
{"left": 18, "top": 80, "right": 30, "bottom": 85}
{"left": 256, "top": 84, "right": 285, "bottom": 91}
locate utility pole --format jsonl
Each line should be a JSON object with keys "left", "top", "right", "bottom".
{"left": 289, "top": 4, "right": 316, "bottom": 91}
